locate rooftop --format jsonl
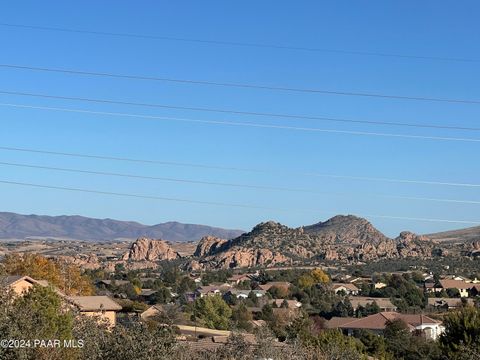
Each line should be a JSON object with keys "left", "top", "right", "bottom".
{"left": 338, "top": 312, "right": 440, "bottom": 331}
{"left": 68, "top": 296, "right": 122, "bottom": 311}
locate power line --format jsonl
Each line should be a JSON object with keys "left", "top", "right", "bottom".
{"left": 1, "top": 64, "right": 480, "bottom": 106}
{"left": 0, "top": 145, "right": 479, "bottom": 189}
{"left": 2, "top": 101, "right": 480, "bottom": 146}
{"left": 0, "top": 89, "right": 477, "bottom": 133}
{"left": 0, "top": 179, "right": 478, "bottom": 225}
{"left": 0, "top": 160, "right": 478, "bottom": 205}
{"left": 2, "top": 102, "right": 480, "bottom": 143}
{"left": 0, "top": 22, "right": 477, "bottom": 63}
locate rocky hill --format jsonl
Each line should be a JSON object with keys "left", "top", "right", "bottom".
{"left": 304, "top": 215, "right": 390, "bottom": 245}
{"left": 191, "top": 215, "right": 439, "bottom": 269}
{"left": 123, "top": 237, "right": 181, "bottom": 262}
{"left": 0, "top": 212, "right": 244, "bottom": 242}
{"left": 426, "top": 226, "right": 480, "bottom": 243}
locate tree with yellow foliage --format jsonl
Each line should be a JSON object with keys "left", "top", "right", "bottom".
{"left": 2, "top": 253, "right": 94, "bottom": 296}
{"left": 310, "top": 268, "right": 330, "bottom": 284}
{"left": 298, "top": 268, "right": 329, "bottom": 289}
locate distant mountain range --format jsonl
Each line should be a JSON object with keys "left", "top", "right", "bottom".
{"left": 426, "top": 226, "right": 480, "bottom": 243}
{"left": 0, "top": 211, "right": 478, "bottom": 246}
{"left": 0, "top": 212, "right": 245, "bottom": 242}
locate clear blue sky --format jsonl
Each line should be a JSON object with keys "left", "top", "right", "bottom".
{"left": 1, "top": 1, "right": 479, "bottom": 237}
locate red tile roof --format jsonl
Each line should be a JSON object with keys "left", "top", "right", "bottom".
{"left": 338, "top": 312, "right": 440, "bottom": 331}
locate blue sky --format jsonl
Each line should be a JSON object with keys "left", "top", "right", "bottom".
{"left": 0, "top": 1, "right": 479, "bottom": 237}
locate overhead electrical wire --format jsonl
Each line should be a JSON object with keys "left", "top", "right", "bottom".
{"left": 1, "top": 64, "right": 480, "bottom": 105}
{"left": 0, "top": 145, "right": 479, "bottom": 189}
{"left": 0, "top": 179, "right": 478, "bottom": 225}
{"left": 0, "top": 22, "right": 477, "bottom": 63}
{"left": 0, "top": 89, "right": 477, "bottom": 133}
{"left": 0, "top": 160, "right": 478, "bottom": 205}
{"left": 1, "top": 102, "right": 479, "bottom": 143}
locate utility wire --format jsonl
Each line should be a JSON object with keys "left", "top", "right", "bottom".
{"left": 0, "top": 89, "right": 477, "bottom": 132}
{"left": 0, "top": 160, "right": 478, "bottom": 205}
{"left": 0, "top": 22, "right": 477, "bottom": 63}
{"left": 0, "top": 145, "right": 478, "bottom": 189}
{"left": 1, "top": 64, "right": 480, "bottom": 105}
{"left": 1, "top": 102, "right": 479, "bottom": 143}
{"left": 0, "top": 179, "right": 478, "bottom": 225}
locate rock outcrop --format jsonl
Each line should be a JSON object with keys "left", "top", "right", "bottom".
{"left": 123, "top": 237, "right": 180, "bottom": 262}
{"left": 57, "top": 254, "right": 101, "bottom": 270}
{"left": 191, "top": 215, "right": 438, "bottom": 269}
{"left": 394, "top": 231, "right": 435, "bottom": 258}
{"left": 203, "top": 248, "right": 290, "bottom": 269}
{"left": 193, "top": 236, "right": 227, "bottom": 257}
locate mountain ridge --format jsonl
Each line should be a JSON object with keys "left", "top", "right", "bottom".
{"left": 0, "top": 212, "right": 245, "bottom": 242}
{"left": 426, "top": 225, "right": 480, "bottom": 243}
{"left": 191, "top": 215, "right": 439, "bottom": 269}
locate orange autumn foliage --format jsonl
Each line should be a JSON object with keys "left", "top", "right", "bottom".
{"left": 2, "top": 253, "right": 94, "bottom": 296}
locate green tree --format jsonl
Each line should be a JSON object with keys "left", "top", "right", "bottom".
{"left": 0, "top": 285, "right": 75, "bottom": 360}
{"left": 193, "top": 295, "right": 232, "bottom": 330}
{"left": 354, "top": 329, "right": 391, "bottom": 359}
{"left": 231, "top": 303, "right": 253, "bottom": 331}
{"left": 301, "top": 329, "right": 364, "bottom": 360}
{"left": 384, "top": 319, "right": 411, "bottom": 358}
{"left": 440, "top": 306, "right": 480, "bottom": 358}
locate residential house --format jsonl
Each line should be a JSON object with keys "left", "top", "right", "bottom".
{"left": 98, "top": 279, "right": 130, "bottom": 287}
{"left": 224, "top": 289, "right": 266, "bottom": 301}
{"left": 68, "top": 296, "right": 122, "bottom": 328}
{"left": 195, "top": 283, "right": 231, "bottom": 298}
{"left": 427, "top": 297, "right": 474, "bottom": 310}
{"left": 374, "top": 282, "right": 387, "bottom": 289}
{"left": 424, "top": 281, "right": 442, "bottom": 294}
{"left": 337, "top": 312, "right": 444, "bottom": 340}
{"left": 227, "top": 274, "right": 253, "bottom": 285}
{"left": 326, "top": 317, "right": 357, "bottom": 329}
{"left": 139, "top": 288, "right": 158, "bottom": 302}
{"left": 258, "top": 281, "right": 291, "bottom": 292}
{"left": 1, "top": 275, "right": 122, "bottom": 328}
{"left": 269, "top": 299, "right": 302, "bottom": 309}
{"left": 332, "top": 283, "right": 360, "bottom": 296}
{"left": 2, "top": 275, "right": 65, "bottom": 298}
{"left": 349, "top": 297, "right": 397, "bottom": 312}
{"left": 225, "top": 289, "right": 250, "bottom": 300}
{"left": 349, "top": 277, "right": 372, "bottom": 285}
{"left": 1, "top": 275, "right": 42, "bottom": 295}
{"left": 251, "top": 289, "right": 266, "bottom": 298}
{"left": 438, "top": 279, "right": 480, "bottom": 298}
{"left": 140, "top": 304, "right": 164, "bottom": 320}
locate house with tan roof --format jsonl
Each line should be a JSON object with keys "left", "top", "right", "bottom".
{"left": 140, "top": 304, "right": 164, "bottom": 320}
{"left": 438, "top": 279, "right": 480, "bottom": 298}
{"left": 428, "top": 297, "right": 474, "bottom": 310}
{"left": 258, "top": 281, "right": 291, "bottom": 292}
{"left": 349, "top": 297, "right": 397, "bottom": 312}
{"left": 227, "top": 274, "right": 254, "bottom": 285}
{"left": 332, "top": 283, "right": 360, "bottom": 296}
{"left": 1, "top": 275, "right": 41, "bottom": 296}
{"left": 195, "top": 283, "right": 232, "bottom": 298}
{"left": 1, "top": 275, "right": 121, "bottom": 328}
{"left": 269, "top": 299, "right": 302, "bottom": 309}
{"left": 337, "top": 312, "right": 444, "bottom": 340}
{"left": 68, "top": 296, "right": 122, "bottom": 328}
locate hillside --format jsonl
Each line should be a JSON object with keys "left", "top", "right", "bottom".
{"left": 191, "top": 215, "right": 437, "bottom": 269}
{"left": 0, "top": 212, "right": 244, "bottom": 242}
{"left": 426, "top": 226, "right": 480, "bottom": 243}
